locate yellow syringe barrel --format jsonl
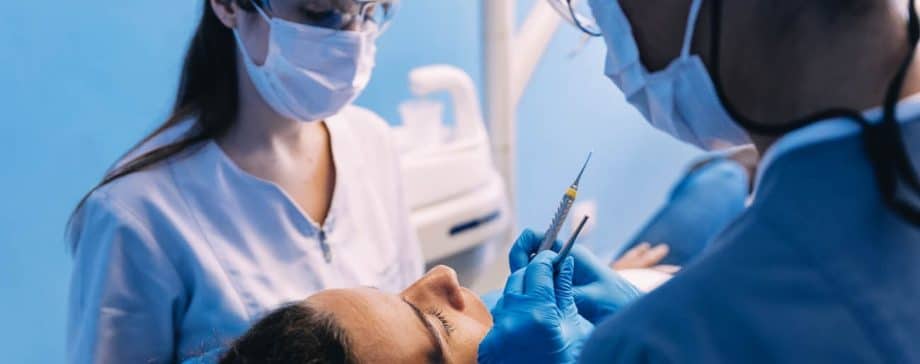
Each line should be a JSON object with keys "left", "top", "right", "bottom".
{"left": 565, "top": 187, "right": 577, "bottom": 199}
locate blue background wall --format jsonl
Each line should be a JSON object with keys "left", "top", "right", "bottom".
{"left": 0, "top": 0, "right": 698, "bottom": 362}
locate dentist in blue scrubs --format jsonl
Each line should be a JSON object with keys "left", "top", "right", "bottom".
{"left": 66, "top": 0, "right": 423, "bottom": 362}
{"left": 480, "top": 0, "right": 920, "bottom": 362}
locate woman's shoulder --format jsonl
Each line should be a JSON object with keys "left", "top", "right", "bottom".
{"left": 75, "top": 167, "right": 184, "bottom": 241}
{"left": 81, "top": 119, "right": 203, "bottom": 228}
{"left": 68, "top": 152, "right": 203, "bottom": 257}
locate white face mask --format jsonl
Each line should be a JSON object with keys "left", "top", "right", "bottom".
{"left": 233, "top": 4, "right": 378, "bottom": 122}
{"left": 589, "top": 0, "right": 752, "bottom": 150}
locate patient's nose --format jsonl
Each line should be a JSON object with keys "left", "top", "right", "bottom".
{"left": 402, "top": 265, "right": 466, "bottom": 311}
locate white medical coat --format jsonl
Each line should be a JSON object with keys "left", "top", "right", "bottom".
{"left": 67, "top": 106, "right": 424, "bottom": 363}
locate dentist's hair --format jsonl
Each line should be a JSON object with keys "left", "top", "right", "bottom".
{"left": 220, "top": 303, "right": 356, "bottom": 364}
{"left": 67, "top": 0, "right": 257, "bottom": 251}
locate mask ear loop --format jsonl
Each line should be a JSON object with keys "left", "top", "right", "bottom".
{"left": 250, "top": 0, "right": 273, "bottom": 23}
{"left": 709, "top": 0, "right": 920, "bottom": 226}
{"left": 679, "top": 0, "right": 705, "bottom": 59}
{"left": 233, "top": 0, "right": 274, "bottom": 67}
{"left": 873, "top": 0, "right": 920, "bottom": 224}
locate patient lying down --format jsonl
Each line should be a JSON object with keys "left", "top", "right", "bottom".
{"left": 220, "top": 266, "right": 491, "bottom": 363}
{"left": 219, "top": 244, "right": 674, "bottom": 364}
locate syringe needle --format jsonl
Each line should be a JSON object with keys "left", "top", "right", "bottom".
{"left": 573, "top": 152, "right": 593, "bottom": 187}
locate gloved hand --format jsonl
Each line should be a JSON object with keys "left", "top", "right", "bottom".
{"left": 509, "top": 229, "right": 642, "bottom": 324}
{"left": 569, "top": 245, "right": 641, "bottom": 324}
{"left": 479, "top": 251, "right": 594, "bottom": 364}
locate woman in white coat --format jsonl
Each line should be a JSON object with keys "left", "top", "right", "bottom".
{"left": 66, "top": 0, "right": 423, "bottom": 362}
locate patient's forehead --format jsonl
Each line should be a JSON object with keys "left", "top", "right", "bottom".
{"left": 309, "top": 288, "right": 433, "bottom": 363}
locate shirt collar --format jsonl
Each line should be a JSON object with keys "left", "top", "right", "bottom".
{"left": 752, "top": 92, "right": 920, "bottom": 198}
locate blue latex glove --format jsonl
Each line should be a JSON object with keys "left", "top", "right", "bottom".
{"left": 568, "top": 245, "right": 641, "bottom": 324}
{"left": 510, "top": 229, "right": 642, "bottom": 324}
{"left": 479, "top": 251, "right": 594, "bottom": 364}
{"left": 480, "top": 290, "right": 502, "bottom": 311}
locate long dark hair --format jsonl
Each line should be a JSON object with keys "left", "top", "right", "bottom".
{"left": 68, "top": 0, "right": 257, "bottom": 251}
{"left": 220, "top": 303, "right": 356, "bottom": 364}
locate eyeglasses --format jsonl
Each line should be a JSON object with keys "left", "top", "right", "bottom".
{"left": 255, "top": 0, "right": 398, "bottom": 32}
{"left": 545, "top": 0, "right": 602, "bottom": 37}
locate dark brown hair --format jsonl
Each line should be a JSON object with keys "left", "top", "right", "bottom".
{"left": 68, "top": 0, "right": 258, "bottom": 251}
{"left": 220, "top": 304, "right": 357, "bottom": 364}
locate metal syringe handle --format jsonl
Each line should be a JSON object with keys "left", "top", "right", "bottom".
{"left": 539, "top": 188, "right": 577, "bottom": 251}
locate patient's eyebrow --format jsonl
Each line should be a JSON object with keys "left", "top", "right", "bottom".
{"left": 402, "top": 298, "right": 448, "bottom": 364}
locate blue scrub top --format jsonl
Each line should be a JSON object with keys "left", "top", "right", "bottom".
{"left": 617, "top": 156, "right": 749, "bottom": 266}
{"left": 581, "top": 97, "right": 920, "bottom": 363}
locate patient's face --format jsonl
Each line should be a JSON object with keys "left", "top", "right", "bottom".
{"left": 308, "top": 266, "right": 493, "bottom": 363}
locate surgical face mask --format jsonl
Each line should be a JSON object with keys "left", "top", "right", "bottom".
{"left": 589, "top": 0, "right": 752, "bottom": 150}
{"left": 233, "top": 3, "right": 378, "bottom": 122}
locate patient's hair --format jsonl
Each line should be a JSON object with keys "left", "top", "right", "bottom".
{"left": 220, "top": 303, "right": 356, "bottom": 364}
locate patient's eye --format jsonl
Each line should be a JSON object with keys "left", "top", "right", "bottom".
{"left": 428, "top": 308, "right": 455, "bottom": 336}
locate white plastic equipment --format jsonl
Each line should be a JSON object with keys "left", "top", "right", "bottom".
{"left": 394, "top": 65, "right": 510, "bottom": 284}
{"left": 483, "top": 0, "right": 564, "bottom": 244}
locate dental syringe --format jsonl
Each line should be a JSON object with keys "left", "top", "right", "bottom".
{"left": 538, "top": 153, "right": 592, "bottom": 252}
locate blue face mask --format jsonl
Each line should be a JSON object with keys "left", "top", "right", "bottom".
{"left": 589, "top": 0, "right": 752, "bottom": 150}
